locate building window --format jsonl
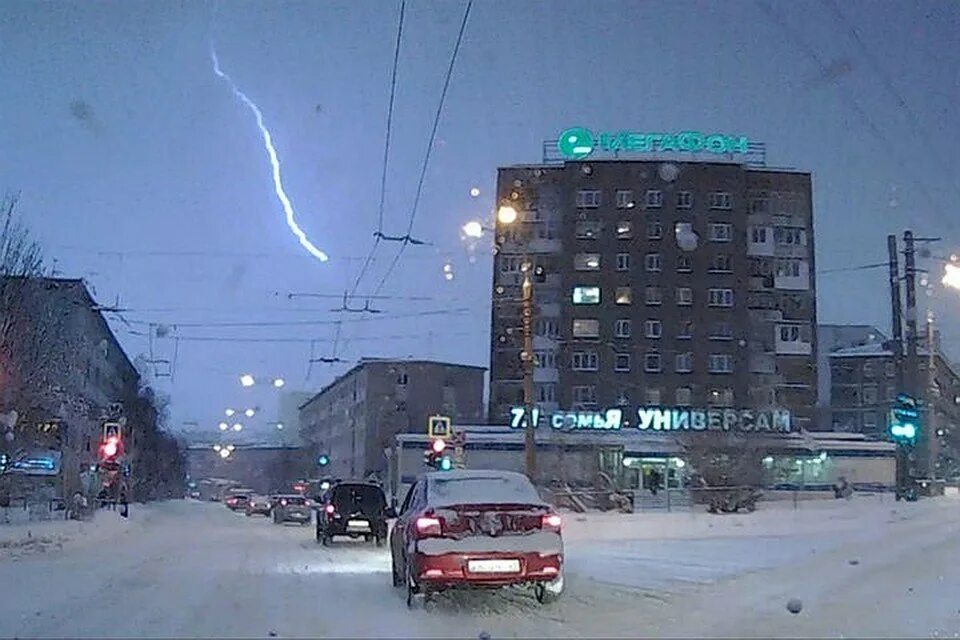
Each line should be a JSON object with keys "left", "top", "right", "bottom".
{"left": 615, "top": 319, "right": 632, "bottom": 338}
{"left": 678, "top": 319, "right": 694, "bottom": 339}
{"left": 574, "top": 253, "right": 601, "bottom": 271}
{"left": 885, "top": 361, "right": 896, "bottom": 378}
{"left": 537, "top": 384, "right": 556, "bottom": 403}
{"left": 708, "top": 354, "right": 733, "bottom": 373}
{"left": 676, "top": 287, "right": 693, "bottom": 306}
{"left": 614, "top": 353, "right": 631, "bottom": 372}
{"left": 645, "top": 253, "right": 662, "bottom": 273}
{"left": 709, "top": 321, "right": 733, "bottom": 341}
{"left": 535, "top": 351, "right": 557, "bottom": 368}
{"left": 617, "top": 221, "right": 633, "bottom": 239}
{"left": 862, "top": 384, "right": 878, "bottom": 405}
{"left": 774, "top": 226, "right": 805, "bottom": 246}
{"left": 677, "top": 254, "right": 692, "bottom": 273}
{"left": 751, "top": 227, "right": 768, "bottom": 243}
{"left": 644, "top": 353, "right": 662, "bottom": 373}
{"left": 709, "top": 223, "right": 732, "bottom": 242}
{"left": 645, "top": 189, "right": 663, "bottom": 208}
{"left": 677, "top": 191, "right": 693, "bottom": 209}
{"left": 709, "top": 191, "right": 732, "bottom": 209}
{"left": 645, "top": 286, "right": 662, "bottom": 306}
{"left": 397, "top": 372, "right": 409, "bottom": 385}
{"left": 675, "top": 352, "right": 693, "bottom": 373}
{"left": 616, "top": 189, "right": 635, "bottom": 209}
{"left": 779, "top": 325, "right": 801, "bottom": 342}
{"left": 775, "top": 259, "right": 802, "bottom": 278}
{"left": 615, "top": 287, "right": 632, "bottom": 305}
{"left": 644, "top": 388, "right": 662, "bottom": 405}
{"left": 750, "top": 197, "right": 769, "bottom": 214}
{"left": 500, "top": 255, "right": 521, "bottom": 273}
{"left": 708, "top": 288, "right": 734, "bottom": 307}
{"left": 863, "top": 412, "right": 878, "bottom": 431}
{"left": 572, "top": 351, "right": 599, "bottom": 371}
{"left": 572, "top": 286, "right": 601, "bottom": 305}
{"left": 572, "top": 318, "right": 600, "bottom": 338}
{"left": 645, "top": 319, "right": 662, "bottom": 339}
{"left": 616, "top": 253, "right": 630, "bottom": 271}
{"left": 576, "top": 189, "right": 602, "bottom": 208}
{"left": 709, "top": 254, "right": 732, "bottom": 273}
{"left": 616, "top": 389, "right": 630, "bottom": 406}
{"left": 708, "top": 388, "right": 734, "bottom": 407}
{"left": 572, "top": 385, "right": 597, "bottom": 406}
{"left": 675, "top": 386, "right": 692, "bottom": 405}
{"left": 535, "top": 318, "right": 559, "bottom": 338}
{"left": 647, "top": 220, "right": 663, "bottom": 240}
{"left": 576, "top": 220, "right": 601, "bottom": 239}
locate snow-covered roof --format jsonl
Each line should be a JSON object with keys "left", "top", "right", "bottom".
{"left": 829, "top": 343, "right": 892, "bottom": 358}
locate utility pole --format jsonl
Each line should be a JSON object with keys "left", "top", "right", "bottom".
{"left": 887, "top": 235, "right": 904, "bottom": 390}
{"left": 900, "top": 230, "right": 919, "bottom": 497}
{"left": 925, "top": 314, "right": 939, "bottom": 480}
{"left": 521, "top": 261, "right": 537, "bottom": 480}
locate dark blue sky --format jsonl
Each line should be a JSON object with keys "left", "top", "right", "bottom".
{"left": 2, "top": 0, "right": 958, "bottom": 435}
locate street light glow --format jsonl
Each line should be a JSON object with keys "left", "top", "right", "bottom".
{"left": 218, "top": 422, "right": 228, "bottom": 431}
{"left": 219, "top": 448, "right": 231, "bottom": 459}
{"left": 497, "top": 205, "right": 518, "bottom": 225}
{"left": 462, "top": 221, "right": 484, "bottom": 238}
{"left": 213, "top": 444, "right": 221, "bottom": 451}
{"left": 240, "top": 374, "right": 255, "bottom": 387}
{"left": 225, "top": 408, "right": 235, "bottom": 417}
{"left": 273, "top": 377, "right": 285, "bottom": 388}
{"left": 276, "top": 423, "right": 284, "bottom": 430}
{"left": 244, "top": 408, "right": 256, "bottom": 418}
{"left": 232, "top": 423, "right": 243, "bottom": 432}
{"left": 943, "top": 263, "right": 960, "bottom": 291}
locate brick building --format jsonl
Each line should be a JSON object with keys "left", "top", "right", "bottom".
{"left": 488, "top": 160, "right": 818, "bottom": 431}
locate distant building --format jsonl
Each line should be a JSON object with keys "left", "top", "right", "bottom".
{"left": 816, "top": 324, "right": 887, "bottom": 427}
{"left": 299, "top": 359, "right": 485, "bottom": 479}
{"left": 277, "top": 391, "right": 312, "bottom": 446}
{"left": 186, "top": 444, "right": 309, "bottom": 495}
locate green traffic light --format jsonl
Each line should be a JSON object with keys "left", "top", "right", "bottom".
{"left": 318, "top": 454, "right": 329, "bottom": 466}
{"left": 439, "top": 457, "right": 453, "bottom": 471}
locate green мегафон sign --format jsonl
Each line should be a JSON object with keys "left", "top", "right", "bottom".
{"left": 557, "top": 127, "right": 750, "bottom": 160}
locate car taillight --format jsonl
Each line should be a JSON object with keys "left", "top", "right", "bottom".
{"left": 541, "top": 513, "right": 562, "bottom": 532}
{"left": 415, "top": 516, "right": 442, "bottom": 537}
{"left": 280, "top": 499, "right": 287, "bottom": 506}
{"left": 325, "top": 504, "right": 335, "bottom": 514}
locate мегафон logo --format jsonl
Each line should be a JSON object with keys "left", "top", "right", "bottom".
{"left": 557, "top": 127, "right": 749, "bottom": 160}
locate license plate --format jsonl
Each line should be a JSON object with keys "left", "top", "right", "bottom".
{"left": 347, "top": 519, "right": 370, "bottom": 530}
{"left": 467, "top": 559, "right": 520, "bottom": 574}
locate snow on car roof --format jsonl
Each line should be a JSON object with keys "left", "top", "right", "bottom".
{"left": 426, "top": 469, "right": 545, "bottom": 507}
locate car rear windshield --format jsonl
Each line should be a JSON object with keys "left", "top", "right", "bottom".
{"left": 332, "top": 484, "right": 385, "bottom": 515}
{"left": 428, "top": 474, "right": 542, "bottom": 507}
{"left": 283, "top": 496, "right": 306, "bottom": 505}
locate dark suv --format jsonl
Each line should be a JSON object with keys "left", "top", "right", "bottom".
{"left": 316, "top": 482, "right": 393, "bottom": 546}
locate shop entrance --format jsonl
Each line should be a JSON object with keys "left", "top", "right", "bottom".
{"left": 622, "top": 457, "right": 686, "bottom": 493}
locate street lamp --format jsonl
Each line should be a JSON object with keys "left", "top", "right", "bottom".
{"left": 497, "top": 205, "right": 518, "bottom": 225}
{"left": 273, "top": 377, "right": 285, "bottom": 388}
{"left": 219, "top": 448, "right": 231, "bottom": 459}
{"left": 225, "top": 408, "right": 235, "bottom": 417}
{"left": 462, "top": 220, "right": 484, "bottom": 239}
{"left": 942, "top": 263, "right": 960, "bottom": 291}
{"left": 218, "top": 422, "right": 228, "bottom": 431}
{"left": 232, "top": 423, "right": 243, "bottom": 432}
{"left": 240, "top": 374, "right": 255, "bottom": 387}
{"left": 244, "top": 408, "right": 256, "bottom": 418}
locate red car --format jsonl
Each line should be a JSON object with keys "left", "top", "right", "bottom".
{"left": 389, "top": 469, "right": 564, "bottom": 607}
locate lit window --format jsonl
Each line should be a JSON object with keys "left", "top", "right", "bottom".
{"left": 675, "top": 387, "right": 692, "bottom": 406}
{"left": 645, "top": 190, "right": 663, "bottom": 208}
{"left": 572, "top": 286, "right": 601, "bottom": 305}
{"left": 575, "top": 220, "right": 601, "bottom": 239}
{"left": 615, "top": 287, "right": 632, "bottom": 305}
{"left": 708, "top": 354, "right": 733, "bottom": 373}
{"left": 708, "top": 388, "right": 734, "bottom": 407}
{"left": 615, "top": 319, "right": 632, "bottom": 338}
{"left": 616, "top": 253, "right": 630, "bottom": 271}
{"left": 616, "top": 190, "right": 635, "bottom": 209}
{"left": 572, "top": 385, "right": 596, "bottom": 406}
{"left": 644, "top": 388, "right": 661, "bottom": 405}
{"left": 645, "top": 320, "right": 662, "bottom": 339}
{"left": 676, "top": 287, "right": 693, "bottom": 306}
{"left": 617, "top": 221, "right": 633, "bottom": 239}
{"left": 677, "top": 255, "right": 692, "bottom": 273}
{"left": 709, "top": 191, "right": 732, "bottom": 209}
{"left": 571, "top": 351, "right": 599, "bottom": 371}
{"left": 709, "top": 223, "right": 732, "bottom": 242}
{"left": 647, "top": 220, "right": 663, "bottom": 240}
{"left": 644, "top": 353, "right": 662, "bottom": 373}
{"left": 572, "top": 319, "right": 600, "bottom": 338}
{"left": 576, "top": 189, "right": 602, "bottom": 208}
{"left": 675, "top": 352, "right": 693, "bottom": 373}
{"left": 645, "top": 286, "right": 662, "bottom": 306}
{"left": 708, "top": 288, "right": 734, "bottom": 307}
{"left": 676, "top": 191, "right": 693, "bottom": 209}
{"left": 645, "top": 253, "right": 662, "bottom": 273}
{"left": 710, "top": 254, "right": 732, "bottom": 272}
{"left": 614, "top": 354, "right": 631, "bottom": 372}
{"left": 574, "top": 253, "right": 601, "bottom": 271}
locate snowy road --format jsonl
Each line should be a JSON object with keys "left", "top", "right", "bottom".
{"left": 0, "top": 497, "right": 958, "bottom": 638}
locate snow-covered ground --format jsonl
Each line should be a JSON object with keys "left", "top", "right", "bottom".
{"left": 0, "top": 496, "right": 957, "bottom": 638}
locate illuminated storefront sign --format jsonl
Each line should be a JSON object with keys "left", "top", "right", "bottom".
{"left": 510, "top": 406, "right": 790, "bottom": 433}
{"left": 557, "top": 126, "right": 750, "bottom": 160}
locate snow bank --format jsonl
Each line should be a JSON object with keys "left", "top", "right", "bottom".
{"left": 0, "top": 503, "right": 149, "bottom": 559}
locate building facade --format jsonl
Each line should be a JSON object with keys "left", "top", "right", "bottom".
{"left": 488, "top": 160, "right": 818, "bottom": 434}
{"left": 299, "top": 359, "right": 485, "bottom": 480}
{"left": 816, "top": 324, "right": 887, "bottom": 426}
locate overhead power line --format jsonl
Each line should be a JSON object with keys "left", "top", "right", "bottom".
{"left": 370, "top": 0, "right": 473, "bottom": 299}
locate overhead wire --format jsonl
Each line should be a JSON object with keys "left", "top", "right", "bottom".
{"left": 370, "top": 0, "right": 473, "bottom": 299}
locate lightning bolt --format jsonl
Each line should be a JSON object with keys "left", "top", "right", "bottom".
{"left": 210, "top": 44, "right": 329, "bottom": 262}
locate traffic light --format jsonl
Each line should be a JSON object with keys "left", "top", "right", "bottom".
{"left": 98, "top": 422, "right": 123, "bottom": 462}
{"left": 317, "top": 454, "right": 330, "bottom": 467}
{"left": 890, "top": 393, "right": 920, "bottom": 445}
{"left": 424, "top": 438, "right": 452, "bottom": 470}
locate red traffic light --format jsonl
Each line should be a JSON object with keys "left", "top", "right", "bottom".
{"left": 431, "top": 438, "right": 446, "bottom": 454}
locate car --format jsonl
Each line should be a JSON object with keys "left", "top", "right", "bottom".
{"left": 389, "top": 469, "right": 564, "bottom": 608}
{"left": 224, "top": 493, "right": 250, "bottom": 511}
{"left": 244, "top": 494, "right": 272, "bottom": 517}
{"left": 272, "top": 494, "right": 312, "bottom": 525}
{"left": 316, "top": 481, "right": 391, "bottom": 546}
